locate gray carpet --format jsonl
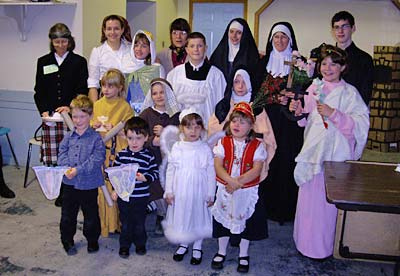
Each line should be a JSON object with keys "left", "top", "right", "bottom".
{"left": 0, "top": 165, "right": 396, "bottom": 276}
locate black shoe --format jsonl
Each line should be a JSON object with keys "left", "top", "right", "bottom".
{"left": 173, "top": 245, "right": 188, "bottom": 262}
{"left": 0, "top": 182, "right": 15, "bottom": 198}
{"left": 237, "top": 256, "right": 250, "bottom": 273}
{"left": 135, "top": 246, "right": 147, "bottom": 255}
{"left": 190, "top": 249, "right": 203, "bottom": 265}
{"left": 62, "top": 241, "right": 77, "bottom": 256}
{"left": 119, "top": 247, "right": 130, "bottom": 259}
{"left": 54, "top": 196, "right": 62, "bottom": 207}
{"left": 211, "top": 253, "right": 226, "bottom": 270}
{"left": 154, "top": 215, "right": 164, "bottom": 236}
{"left": 87, "top": 241, "right": 99, "bottom": 253}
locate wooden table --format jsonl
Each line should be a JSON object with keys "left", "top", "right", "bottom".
{"left": 324, "top": 161, "right": 400, "bottom": 276}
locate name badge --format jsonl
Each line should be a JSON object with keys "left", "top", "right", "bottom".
{"left": 43, "top": 64, "right": 59, "bottom": 75}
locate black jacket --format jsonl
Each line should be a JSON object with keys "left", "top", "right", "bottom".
{"left": 34, "top": 51, "right": 88, "bottom": 114}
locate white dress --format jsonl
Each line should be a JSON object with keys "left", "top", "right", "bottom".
{"left": 166, "top": 63, "right": 226, "bottom": 128}
{"left": 211, "top": 138, "right": 267, "bottom": 234}
{"left": 162, "top": 139, "right": 216, "bottom": 244}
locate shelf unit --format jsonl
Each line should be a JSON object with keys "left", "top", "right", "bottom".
{"left": 0, "top": 1, "right": 76, "bottom": 41}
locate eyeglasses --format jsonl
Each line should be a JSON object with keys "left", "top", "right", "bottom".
{"left": 172, "top": 30, "right": 187, "bottom": 36}
{"left": 333, "top": 24, "right": 351, "bottom": 32}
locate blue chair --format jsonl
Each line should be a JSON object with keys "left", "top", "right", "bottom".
{"left": 0, "top": 127, "right": 20, "bottom": 169}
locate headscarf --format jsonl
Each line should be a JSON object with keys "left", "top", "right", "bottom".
{"left": 130, "top": 30, "right": 157, "bottom": 71}
{"left": 210, "top": 18, "right": 259, "bottom": 82}
{"left": 214, "top": 67, "right": 254, "bottom": 123}
{"left": 257, "top": 22, "right": 298, "bottom": 79}
{"left": 228, "top": 20, "right": 243, "bottom": 62}
{"left": 142, "top": 78, "right": 180, "bottom": 117}
{"left": 266, "top": 24, "right": 293, "bottom": 77}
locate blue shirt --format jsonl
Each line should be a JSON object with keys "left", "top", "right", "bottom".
{"left": 113, "top": 147, "right": 159, "bottom": 198}
{"left": 58, "top": 127, "right": 106, "bottom": 190}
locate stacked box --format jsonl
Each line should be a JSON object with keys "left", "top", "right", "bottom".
{"left": 367, "top": 46, "right": 400, "bottom": 152}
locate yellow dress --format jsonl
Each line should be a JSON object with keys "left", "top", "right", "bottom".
{"left": 92, "top": 97, "right": 134, "bottom": 237}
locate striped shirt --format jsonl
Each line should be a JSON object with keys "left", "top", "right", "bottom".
{"left": 113, "top": 147, "right": 159, "bottom": 198}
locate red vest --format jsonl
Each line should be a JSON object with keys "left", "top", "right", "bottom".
{"left": 216, "top": 136, "right": 261, "bottom": 188}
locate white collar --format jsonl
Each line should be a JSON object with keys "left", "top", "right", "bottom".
{"left": 189, "top": 60, "right": 204, "bottom": 71}
{"left": 54, "top": 51, "right": 69, "bottom": 66}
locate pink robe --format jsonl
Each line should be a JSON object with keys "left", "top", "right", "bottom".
{"left": 293, "top": 79, "right": 369, "bottom": 258}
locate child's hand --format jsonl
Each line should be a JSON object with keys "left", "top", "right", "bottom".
{"left": 111, "top": 191, "right": 118, "bottom": 201}
{"left": 317, "top": 102, "right": 334, "bottom": 117}
{"left": 206, "top": 199, "right": 214, "bottom": 207}
{"left": 165, "top": 193, "right": 174, "bottom": 205}
{"left": 136, "top": 172, "right": 147, "bottom": 182}
{"left": 225, "top": 178, "right": 241, "bottom": 194}
{"left": 92, "top": 121, "right": 102, "bottom": 129}
{"left": 65, "top": 167, "right": 77, "bottom": 179}
{"left": 289, "top": 99, "right": 303, "bottom": 116}
{"left": 104, "top": 122, "right": 113, "bottom": 131}
{"left": 153, "top": 125, "right": 164, "bottom": 136}
{"left": 152, "top": 136, "right": 161, "bottom": 146}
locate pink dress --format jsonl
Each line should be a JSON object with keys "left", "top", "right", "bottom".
{"left": 293, "top": 79, "right": 369, "bottom": 258}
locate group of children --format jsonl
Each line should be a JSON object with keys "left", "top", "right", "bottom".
{"left": 55, "top": 22, "right": 369, "bottom": 274}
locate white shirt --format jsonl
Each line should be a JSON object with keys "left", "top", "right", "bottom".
{"left": 54, "top": 51, "right": 69, "bottom": 66}
{"left": 87, "top": 40, "right": 135, "bottom": 88}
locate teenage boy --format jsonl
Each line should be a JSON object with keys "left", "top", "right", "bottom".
{"left": 331, "top": 11, "right": 374, "bottom": 105}
{"left": 58, "top": 95, "right": 105, "bottom": 255}
{"left": 167, "top": 32, "right": 226, "bottom": 128}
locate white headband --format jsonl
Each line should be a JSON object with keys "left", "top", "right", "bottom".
{"left": 229, "top": 20, "right": 243, "bottom": 32}
{"left": 234, "top": 69, "right": 252, "bottom": 94}
{"left": 179, "top": 107, "right": 203, "bottom": 123}
{"left": 270, "top": 24, "right": 292, "bottom": 46}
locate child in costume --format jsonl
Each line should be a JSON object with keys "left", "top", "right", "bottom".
{"left": 126, "top": 30, "right": 165, "bottom": 115}
{"left": 208, "top": 68, "right": 276, "bottom": 172}
{"left": 211, "top": 102, "right": 267, "bottom": 273}
{"left": 139, "top": 78, "right": 180, "bottom": 234}
{"left": 58, "top": 95, "right": 105, "bottom": 255}
{"left": 167, "top": 32, "right": 226, "bottom": 128}
{"left": 92, "top": 69, "right": 134, "bottom": 237}
{"left": 289, "top": 45, "right": 369, "bottom": 259}
{"left": 161, "top": 109, "right": 216, "bottom": 265}
{"left": 111, "top": 117, "right": 159, "bottom": 258}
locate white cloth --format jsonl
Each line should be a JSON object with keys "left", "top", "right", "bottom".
{"left": 294, "top": 81, "right": 369, "bottom": 186}
{"left": 231, "top": 91, "right": 251, "bottom": 104}
{"left": 266, "top": 44, "right": 292, "bottom": 77}
{"left": 211, "top": 139, "right": 267, "bottom": 234}
{"left": 88, "top": 40, "right": 135, "bottom": 88}
{"left": 162, "top": 139, "right": 216, "bottom": 244}
{"left": 167, "top": 64, "right": 226, "bottom": 128}
{"left": 54, "top": 51, "right": 69, "bottom": 66}
{"left": 234, "top": 69, "right": 252, "bottom": 94}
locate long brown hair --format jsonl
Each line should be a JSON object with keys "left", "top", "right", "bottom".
{"left": 100, "top": 15, "right": 132, "bottom": 43}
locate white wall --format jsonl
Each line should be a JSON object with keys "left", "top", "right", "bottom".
{"left": 257, "top": 0, "right": 400, "bottom": 56}
{"left": 127, "top": 1, "right": 156, "bottom": 43}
